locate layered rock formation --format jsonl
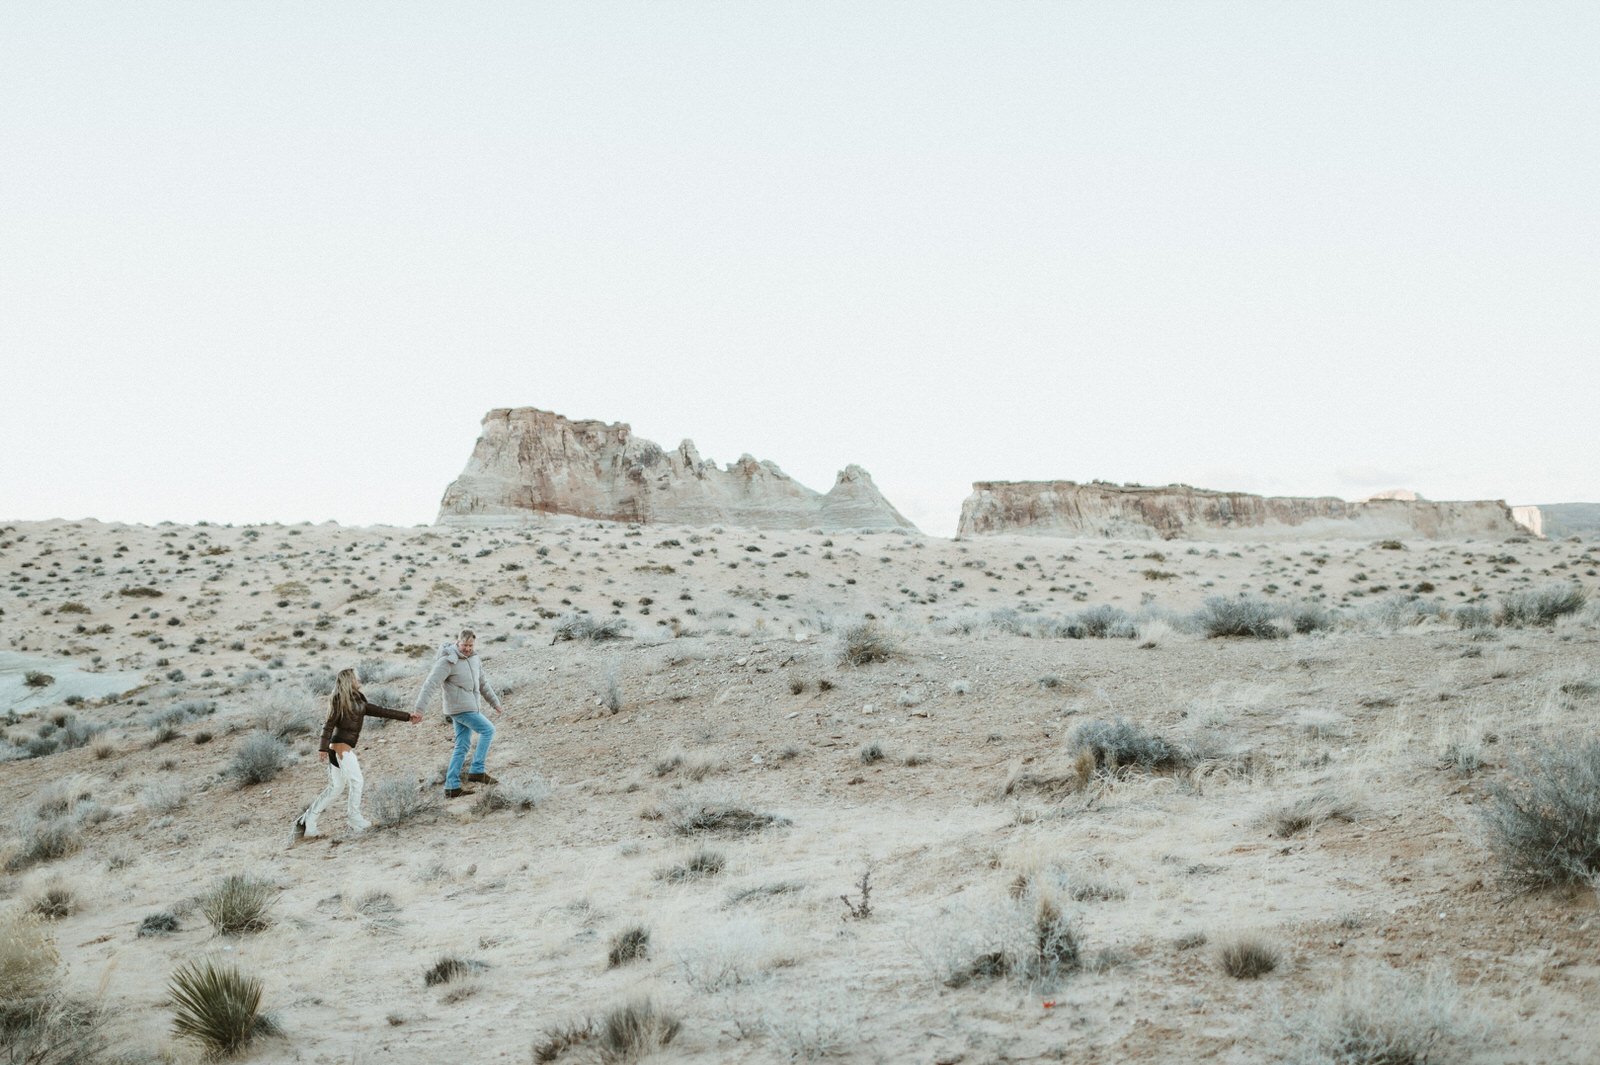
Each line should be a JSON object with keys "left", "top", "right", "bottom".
{"left": 958, "top": 481, "right": 1526, "bottom": 541}
{"left": 437, "top": 408, "right": 917, "bottom": 531}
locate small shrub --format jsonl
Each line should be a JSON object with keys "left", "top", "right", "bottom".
{"left": 254, "top": 689, "right": 315, "bottom": 740}
{"left": 1070, "top": 718, "right": 1186, "bottom": 770}
{"left": 1501, "top": 582, "right": 1588, "bottom": 626}
{"left": 671, "top": 802, "right": 788, "bottom": 836}
{"left": 6, "top": 818, "right": 82, "bottom": 872}
{"left": 839, "top": 620, "right": 897, "bottom": 666}
{"left": 370, "top": 778, "right": 442, "bottom": 828}
{"left": 168, "top": 959, "right": 279, "bottom": 1056}
{"left": 1193, "top": 596, "right": 1285, "bottom": 639}
{"left": 229, "top": 731, "right": 288, "bottom": 786}
{"left": 140, "top": 781, "right": 185, "bottom": 815}
{"left": 599, "top": 662, "right": 623, "bottom": 714}
{"left": 138, "top": 912, "right": 181, "bottom": 937}
{"left": 552, "top": 614, "right": 629, "bottom": 642}
{"left": 1454, "top": 604, "right": 1494, "bottom": 629}
{"left": 1284, "top": 601, "right": 1337, "bottom": 634}
{"left": 199, "top": 873, "right": 275, "bottom": 934}
{"left": 423, "top": 955, "right": 486, "bottom": 986}
{"left": 607, "top": 925, "right": 650, "bottom": 968}
{"left": 24, "top": 671, "right": 53, "bottom": 688}
{"left": 858, "top": 742, "right": 885, "bottom": 765}
{"left": 1072, "top": 604, "right": 1134, "bottom": 639}
{"left": 1484, "top": 738, "right": 1600, "bottom": 890}
{"left": 1292, "top": 965, "right": 1472, "bottom": 1065}
{"left": 1217, "top": 934, "right": 1280, "bottom": 978}
{"left": 597, "top": 998, "right": 681, "bottom": 1062}
{"left": 840, "top": 869, "right": 873, "bottom": 920}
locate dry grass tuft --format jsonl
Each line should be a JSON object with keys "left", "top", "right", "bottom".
{"left": 1217, "top": 933, "right": 1281, "bottom": 978}
{"left": 1291, "top": 965, "right": 1475, "bottom": 1065}
{"left": 423, "top": 955, "right": 487, "bottom": 986}
{"left": 473, "top": 775, "right": 551, "bottom": 815}
{"left": 29, "top": 879, "right": 77, "bottom": 921}
{"left": 1267, "top": 792, "right": 1360, "bottom": 838}
{"left": 656, "top": 848, "right": 725, "bottom": 883}
{"left": 0, "top": 908, "right": 60, "bottom": 1004}
{"left": 533, "top": 1017, "right": 596, "bottom": 1062}
{"left": 597, "top": 998, "right": 681, "bottom": 1062}
{"left": 1003, "top": 751, "right": 1096, "bottom": 798}
{"left": 607, "top": 925, "right": 650, "bottom": 968}
{"left": 199, "top": 873, "right": 275, "bottom": 935}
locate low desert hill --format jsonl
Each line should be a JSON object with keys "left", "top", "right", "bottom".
{"left": 2, "top": 518, "right": 1598, "bottom": 1063}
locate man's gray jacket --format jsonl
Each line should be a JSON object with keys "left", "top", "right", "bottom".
{"left": 415, "top": 642, "right": 503, "bottom": 717}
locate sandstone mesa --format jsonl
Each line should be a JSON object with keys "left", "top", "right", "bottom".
{"left": 958, "top": 480, "right": 1536, "bottom": 541}
{"left": 438, "top": 407, "right": 917, "bottom": 532}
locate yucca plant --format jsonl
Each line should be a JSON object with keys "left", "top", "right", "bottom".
{"left": 168, "top": 959, "right": 278, "bottom": 1056}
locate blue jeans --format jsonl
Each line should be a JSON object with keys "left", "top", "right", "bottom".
{"left": 446, "top": 711, "right": 495, "bottom": 789}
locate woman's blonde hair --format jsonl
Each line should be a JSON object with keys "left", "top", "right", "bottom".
{"left": 332, "top": 667, "right": 360, "bottom": 721}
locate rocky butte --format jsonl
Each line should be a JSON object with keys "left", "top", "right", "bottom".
{"left": 958, "top": 481, "right": 1535, "bottom": 541}
{"left": 437, "top": 407, "right": 917, "bottom": 532}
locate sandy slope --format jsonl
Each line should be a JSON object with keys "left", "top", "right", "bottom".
{"left": 2, "top": 518, "right": 1598, "bottom": 1063}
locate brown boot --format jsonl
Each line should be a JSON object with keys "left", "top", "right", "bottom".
{"left": 444, "top": 787, "right": 477, "bottom": 798}
{"left": 465, "top": 772, "right": 499, "bottom": 785}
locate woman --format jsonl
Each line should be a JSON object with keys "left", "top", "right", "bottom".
{"left": 294, "top": 667, "right": 421, "bottom": 838}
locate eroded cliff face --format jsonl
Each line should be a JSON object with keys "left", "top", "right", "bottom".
{"left": 437, "top": 408, "right": 917, "bottom": 531}
{"left": 957, "top": 481, "right": 1527, "bottom": 541}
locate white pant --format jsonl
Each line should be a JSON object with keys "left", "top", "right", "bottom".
{"left": 301, "top": 750, "right": 367, "bottom": 835}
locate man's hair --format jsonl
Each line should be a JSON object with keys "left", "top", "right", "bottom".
{"left": 458, "top": 628, "right": 476, "bottom": 641}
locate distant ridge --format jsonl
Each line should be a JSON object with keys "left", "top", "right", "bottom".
{"left": 958, "top": 480, "right": 1530, "bottom": 541}
{"left": 1532, "top": 503, "right": 1600, "bottom": 539}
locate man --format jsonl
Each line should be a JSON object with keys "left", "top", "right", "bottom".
{"left": 414, "top": 628, "right": 505, "bottom": 798}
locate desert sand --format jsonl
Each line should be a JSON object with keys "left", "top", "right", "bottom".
{"left": 3, "top": 517, "right": 1598, "bottom": 1063}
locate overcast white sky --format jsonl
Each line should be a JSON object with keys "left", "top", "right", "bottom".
{"left": 2, "top": 3, "right": 1595, "bottom": 537}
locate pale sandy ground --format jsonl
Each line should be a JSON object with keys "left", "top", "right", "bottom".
{"left": 2, "top": 518, "right": 1598, "bottom": 1064}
